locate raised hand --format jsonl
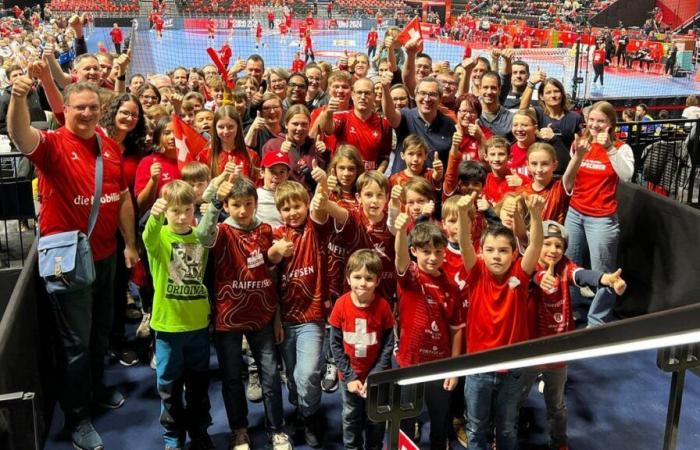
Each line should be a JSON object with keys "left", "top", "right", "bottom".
{"left": 421, "top": 200, "right": 435, "bottom": 216}
{"left": 314, "top": 135, "right": 327, "bottom": 154}
{"left": 601, "top": 268, "right": 627, "bottom": 295}
{"left": 572, "top": 132, "right": 591, "bottom": 156}
{"left": 327, "top": 168, "right": 338, "bottom": 191}
{"left": 216, "top": 173, "right": 236, "bottom": 202}
{"left": 506, "top": 169, "right": 524, "bottom": 188}
{"left": 281, "top": 139, "right": 293, "bottom": 153}
{"left": 457, "top": 191, "right": 477, "bottom": 214}
{"left": 451, "top": 129, "right": 463, "bottom": 151}
{"left": 327, "top": 96, "right": 341, "bottom": 112}
{"left": 540, "top": 262, "right": 558, "bottom": 293}
{"left": 432, "top": 152, "right": 444, "bottom": 181}
{"left": 390, "top": 184, "right": 403, "bottom": 207}
{"left": 395, "top": 212, "right": 410, "bottom": 231}
{"left": 273, "top": 237, "right": 294, "bottom": 257}
{"left": 310, "top": 158, "right": 327, "bottom": 189}
{"left": 476, "top": 194, "right": 490, "bottom": 212}
{"left": 252, "top": 110, "right": 266, "bottom": 131}
{"left": 595, "top": 127, "right": 611, "bottom": 148}
{"left": 537, "top": 124, "right": 555, "bottom": 141}
{"left": 150, "top": 161, "right": 162, "bottom": 181}
{"left": 151, "top": 197, "right": 168, "bottom": 217}
{"left": 525, "top": 194, "right": 545, "bottom": 218}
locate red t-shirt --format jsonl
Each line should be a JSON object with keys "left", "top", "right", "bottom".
{"left": 267, "top": 12, "right": 274, "bottom": 21}
{"left": 109, "top": 28, "right": 123, "bottom": 44}
{"left": 134, "top": 153, "right": 181, "bottom": 197}
{"left": 328, "top": 293, "right": 395, "bottom": 382}
{"left": 441, "top": 245, "right": 470, "bottom": 312}
{"left": 299, "top": 24, "right": 307, "bottom": 37}
{"left": 306, "top": 17, "right": 315, "bottom": 27}
{"left": 570, "top": 142, "right": 622, "bottom": 217}
{"left": 154, "top": 16, "right": 164, "bottom": 31}
{"left": 338, "top": 208, "right": 397, "bottom": 303}
{"left": 327, "top": 193, "right": 359, "bottom": 302}
{"left": 389, "top": 168, "right": 437, "bottom": 189}
{"left": 280, "top": 23, "right": 289, "bottom": 34}
{"left": 509, "top": 142, "right": 529, "bottom": 176}
{"left": 519, "top": 178, "right": 570, "bottom": 224}
{"left": 211, "top": 221, "right": 278, "bottom": 332}
{"left": 208, "top": 19, "right": 216, "bottom": 33}
{"left": 466, "top": 257, "right": 532, "bottom": 354}
{"left": 256, "top": 24, "right": 263, "bottom": 38}
{"left": 367, "top": 30, "right": 378, "bottom": 46}
{"left": 593, "top": 48, "right": 606, "bottom": 65}
{"left": 30, "top": 128, "right": 126, "bottom": 261}
{"left": 291, "top": 57, "right": 304, "bottom": 72}
{"left": 273, "top": 217, "right": 332, "bottom": 323}
{"left": 531, "top": 257, "right": 579, "bottom": 339}
{"left": 458, "top": 126, "right": 492, "bottom": 161}
{"left": 285, "top": 14, "right": 292, "bottom": 27}
{"left": 483, "top": 172, "right": 530, "bottom": 205}
{"left": 122, "top": 153, "right": 142, "bottom": 192}
{"left": 332, "top": 110, "right": 392, "bottom": 170}
{"left": 196, "top": 147, "right": 260, "bottom": 178}
{"left": 304, "top": 34, "right": 313, "bottom": 50}
{"left": 396, "top": 262, "right": 464, "bottom": 367}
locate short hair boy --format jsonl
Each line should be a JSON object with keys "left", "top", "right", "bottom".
{"left": 329, "top": 249, "right": 394, "bottom": 450}
{"left": 482, "top": 136, "right": 529, "bottom": 204}
{"left": 256, "top": 150, "right": 291, "bottom": 228}
{"left": 143, "top": 180, "right": 219, "bottom": 450}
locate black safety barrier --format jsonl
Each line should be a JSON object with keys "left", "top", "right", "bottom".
{"left": 0, "top": 151, "right": 36, "bottom": 269}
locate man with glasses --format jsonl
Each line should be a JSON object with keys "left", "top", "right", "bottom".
{"left": 384, "top": 76, "right": 456, "bottom": 174}
{"left": 8, "top": 80, "right": 139, "bottom": 450}
{"left": 283, "top": 72, "right": 308, "bottom": 111}
{"left": 318, "top": 77, "right": 392, "bottom": 171}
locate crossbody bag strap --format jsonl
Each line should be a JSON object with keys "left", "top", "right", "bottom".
{"left": 87, "top": 133, "right": 103, "bottom": 239}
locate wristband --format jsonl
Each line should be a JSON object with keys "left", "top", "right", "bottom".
{"left": 527, "top": 81, "right": 536, "bottom": 88}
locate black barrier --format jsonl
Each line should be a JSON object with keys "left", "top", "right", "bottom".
{"left": 0, "top": 244, "right": 57, "bottom": 450}
{"left": 0, "top": 151, "right": 36, "bottom": 269}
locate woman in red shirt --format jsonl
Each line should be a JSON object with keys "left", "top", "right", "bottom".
{"left": 198, "top": 105, "right": 259, "bottom": 179}
{"left": 565, "top": 101, "right": 634, "bottom": 327}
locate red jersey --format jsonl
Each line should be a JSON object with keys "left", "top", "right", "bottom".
{"left": 154, "top": 16, "right": 164, "bottom": 31}
{"left": 227, "top": 17, "right": 233, "bottom": 29}
{"left": 396, "top": 262, "right": 463, "bottom": 367}
{"left": 593, "top": 48, "right": 606, "bottom": 65}
{"left": 196, "top": 147, "right": 260, "bottom": 179}
{"left": 483, "top": 172, "right": 530, "bottom": 205}
{"left": 338, "top": 208, "right": 397, "bottom": 303}
{"left": 459, "top": 127, "right": 492, "bottom": 161}
{"left": 299, "top": 24, "right": 307, "bottom": 38}
{"left": 531, "top": 257, "right": 579, "bottom": 339}
{"left": 519, "top": 179, "right": 570, "bottom": 224}
{"left": 570, "top": 142, "right": 623, "bottom": 217}
{"left": 327, "top": 192, "right": 359, "bottom": 302}
{"left": 134, "top": 153, "right": 181, "bottom": 198}
{"left": 31, "top": 128, "right": 126, "bottom": 261}
{"left": 273, "top": 217, "right": 332, "bottom": 323}
{"left": 466, "top": 258, "right": 532, "bottom": 354}
{"left": 280, "top": 23, "right": 289, "bottom": 35}
{"left": 122, "top": 153, "right": 142, "bottom": 192}
{"left": 208, "top": 19, "right": 216, "bottom": 34}
{"left": 267, "top": 12, "right": 275, "bottom": 22}
{"left": 291, "top": 57, "right": 304, "bottom": 72}
{"left": 376, "top": 15, "right": 383, "bottom": 26}
{"left": 328, "top": 293, "right": 395, "bottom": 382}
{"left": 389, "top": 169, "right": 437, "bottom": 189}
{"left": 285, "top": 14, "right": 292, "bottom": 27}
{"left": 211, "top": 221, "right": 278, "bottom": 332}
{"left": 367, "top": 30, "right": 378, "bottom": 47}
{"left": 256, "top": 23, "right": 263, "bottom": 38}
{"left": 306, "top": 17, "right": 315, "bottom": 27}
{"left": 109, "top": 27, "right": 123, "bottom": 44}
{"left": 332, "top": 110, "right": 392, "bottom": 170}
{"left": 508, "top": 142, "right": 529, "bottom": 176}
{"left": 304, "top": 34, "right": 313, "bottom": 50}
{"left": 441, "top": 245, "right": 470, "bottom": 310}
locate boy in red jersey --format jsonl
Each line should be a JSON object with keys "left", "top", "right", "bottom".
{"left": 457, "top": 192, "right": 545, "bottom": 450}
{"left": 329, "top": 249, "right": 394, "bottom": 450}
{"left": 483, "top": 136, "right": 529, "bottom": 205}
{"left": 199, "top": 176, "right": 293, "bottom": 450}
{"left": 519, "top": 221, "right": 627, "bottom": 450}
{"left": 394, "top": 213, "right": 464, "bottom": 450}
{"left": 389, "top": 134, "right": 443, "bottom": 190}
{"left": 273, "top": 179, "right": 332, "bottom": 448}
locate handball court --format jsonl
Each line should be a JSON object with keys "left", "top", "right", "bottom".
{"left": 41, "top": 26, "right": 700, "bottom": 450}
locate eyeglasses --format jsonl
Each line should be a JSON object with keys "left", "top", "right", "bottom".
{"left": 416, "top": 91, "right": 439, "bottom": 99}
{"left": 289, "top": 82, "right": 307, "bottom": 89}
{"left": 118, "top": 109, "right": 139, "bottom": 119}
{"left": 65, "top": 104, "right": 100, "bottom": 113}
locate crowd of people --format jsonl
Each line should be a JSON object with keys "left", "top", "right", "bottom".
{"left": 6, "top": 4, "right": 688, "bottom": 450}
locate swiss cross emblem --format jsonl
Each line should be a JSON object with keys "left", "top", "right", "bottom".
{"left": 276, "top": 152, "right": 284, "bottom": 157}
{"left": 343, "top": 318, "right": 377, "bottom": 357}
{"left": 372, "top": 130, "right": 379, "bottom": 138}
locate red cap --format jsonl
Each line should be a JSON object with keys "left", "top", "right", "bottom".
{"left": 261, "top": 150, "right": 291, "bottom": 168}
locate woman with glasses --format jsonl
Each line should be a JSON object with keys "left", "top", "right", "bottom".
{"left": 268, "top": 67, "right": 290, "bottom": 100}
{"left": 136, "top": 83, "right": 161, "bottom": 111}
{"left": 453, "top": 93, "right": 492, "bottom": 161}
{"left": 245, "top": 92, "right": 284, "bottom": 154}
{"left": 99, "top": 93, "right": 148, "bottom": 368}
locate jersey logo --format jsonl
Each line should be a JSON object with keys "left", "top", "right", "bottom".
{"left": 343, "top": 318, "right": 377, "bottom": 358}
{"left": 246, "top": 248, "right": 264, "bottom": 269}
{"left": 554, "top": 313, "right": 563, "bottom": 323}
{"left": 430, "top": 320, "right": 439, "bottom": 332}
{"left": 70, "top": 151, "right": 79, "bottom": 160}
{"left": 453, "top": 272, "right": 466, "bottom": 291}
{"left": 507, "top": 276, "right": 521, "bottom": 289}
{"left": 373, "top": 242, "right": 387, "bottom": 258}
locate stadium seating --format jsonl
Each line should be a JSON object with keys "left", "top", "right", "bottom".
{"left": 48, "top": 0, "right": 139, "bottom": 13}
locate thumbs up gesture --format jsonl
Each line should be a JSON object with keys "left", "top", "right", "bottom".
{"left": 476, "top": 194, "right": 490, "bottom": 212}
{"left": 310, "top": 158, "right": 327, "bottom": 190}
{"left": 252, "top": 86, "right": 265, "bottom": 105}
{"left": 311, "top": 187, "right": 328, "bottom": 211}
{"left": 395, "top": 212, "right": 410, "bottom": 232}
{"left": 467, "top": 120, "right": 482, "bottom": 140}
{"left": 432, "top": 152, "right": 444, "bottom": 181}
{"left": 601, "top": 268, "right": 627, "bottom": 295}
{"left": 327, "top": 168, "right": 338, "bottom": 191}
{"left": 457, "top": 191, "right": 477, "bottom": 214}
{"left": 216, "top": 172, "right": 238, "bottom": 201}
{"left": 327, "top": 96, "right": 340, "bottom": 113}
{"left": 151, "top": 197, "right": 168, "bottom": 218}
{"left": 537, "top": 124, "right": 555, "bottom": 141}
{"left": 273, "top": 237, "right": 294, "bottom": 257}
{"left": 314, "top": 135, "right": 327, "bottom": 154}
{"left": 506, "top": 168, "right": 524, "bottom": 187}
{"left": 540, "top": 262, "right": 559, "bottom": 294}
{"left": 595, "top": 127, "right": 612, "bottom": 149}
{"left": 252, "top": 109, "right": 266, "bottom": 131}
{"left": 281, "top": 139, "right": 293, "bottom": 153}
{"left": 451, "top": 128, "right": 463, "bottom": 151}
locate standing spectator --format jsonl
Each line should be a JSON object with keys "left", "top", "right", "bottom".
{"left": 8, "top": 80, "right": 139, "bottom": 450}
{"left": 109, "top": 23, "right": 123, "bottom": 54}
{"left": 366, "top": 27, "right": 378, "bottom": 59}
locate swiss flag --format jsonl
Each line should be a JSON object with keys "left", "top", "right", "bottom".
{"left": 397, "top": 17, "right": 422, "bottom": 46}
{"left": 171, "top": 114, "right": 208, "bottom": 170}
{"left": 396, "top": 430, "right": 420, "bottom": 450}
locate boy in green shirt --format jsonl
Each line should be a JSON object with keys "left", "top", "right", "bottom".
{"left": 143, "top": 179, "right": 219, "bottom": 450}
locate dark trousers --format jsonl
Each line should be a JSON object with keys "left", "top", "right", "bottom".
{"left": 114, "top": 42, "right": 121, "bottom": 54}
{"left": 154, "top": 328, "right": 211, "bottom": 448}
{"left": 340, "top": 380, "right": 386, "bottom": 450}
{"left": 214, "top": 324, "right": 284, "bottom": 432}
{"left": 49, "top": 254, "right": 116, "bottom": 428}
{"left": 110, "top": 233, "right": 127, "bottom": 346}
{"left": 400, "top": 380, "right": 452, "bottom": 449}
{"left": 367, "top": 45, "right": 377, "bottom": 59}
{"left": 593, "top": 63, "right": 604, "bottom": 85}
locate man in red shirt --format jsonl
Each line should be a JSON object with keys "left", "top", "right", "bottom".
{"left": 317, "top": 77, "right": 392, "bottom": 171}
{"left": 109, "top": 23, "right": 123, "bottom": 54}
{"left": 366, "top": 27, "right": 378, "bottom": 59}
{"left": 8, "top": 80, "right": 138, "bottom": 450}
{"left": 267, "top": 9, "right": 275, "bottom": 30}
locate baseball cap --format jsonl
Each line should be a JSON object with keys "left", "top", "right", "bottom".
{"left": 261, "top": 150, "right": 291, "bottom": 169}
{"left": 542, "top": 220, "right": 568, "bottom": 244}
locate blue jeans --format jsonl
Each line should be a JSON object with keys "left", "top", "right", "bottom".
{"left": 565, "top": 207, "right": 620, "bottom": 326}
{"left": 520, "top": 367, "right": 568, "bottom": 448}
{"left": 214, "top": 324, "right": 284, "bottom": 432}
{"left": 279, "top": 321, "right": 324, "bottom": 417}
{"left": 155, "top": 328, "right": 211, "bottom": 448}
{"left": 466, "top": 370, "right": 523, "bottom": 450}
{"left": 49, "top": 254, "right": 116, "bottom": 428}
{"left": 340, "top": 380, "right": 386, "bottom": 450}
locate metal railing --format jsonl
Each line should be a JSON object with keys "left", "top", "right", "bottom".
{"left": 0, "top": 152, "right": 36, "bottom": 268}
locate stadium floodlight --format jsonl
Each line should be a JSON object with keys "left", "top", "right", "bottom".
{"left": 367, "top": 303, "right": 700, "bottom": 387}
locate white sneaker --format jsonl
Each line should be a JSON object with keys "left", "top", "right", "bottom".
{"left": 136, "top": 312, "right": 151, "bottom": 339}
{"left": 150, "top": 353, "right": 157, "bottom": 370}
{"left": 320, "top": 363, "right": 338, "bottom": 392}
{"left": 538, "top": 380, "right": 545, "bottom": 394}
{"left": 270, "top": 431, "right": 293, "bottom": 450}
{"left": 580, "top": 286, "right": 595, "bottom": 298}
{"left": 247, "top": 372, "right": 263, "bottom": 402}
{"left": 230, "top": 428, "right": 250, "bottom": 450}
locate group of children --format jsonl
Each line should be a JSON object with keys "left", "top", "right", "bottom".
{"left": 143, "top": 96, "right": 629, "bottom": 450}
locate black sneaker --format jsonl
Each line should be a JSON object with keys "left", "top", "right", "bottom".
{"left": 113, "top": 346, "right": 139, "bottom": 367}
{"left": 303, "top": 416, "right": 321, "bottom": 448}
{"left": 188, "top": 433, "right": 215, "bottom": 450}
{"left": 71, "top": 420, "right": 104, "bottom": 450}
{"left": 94, "top": 387, "right": 125, "bottom": 409}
